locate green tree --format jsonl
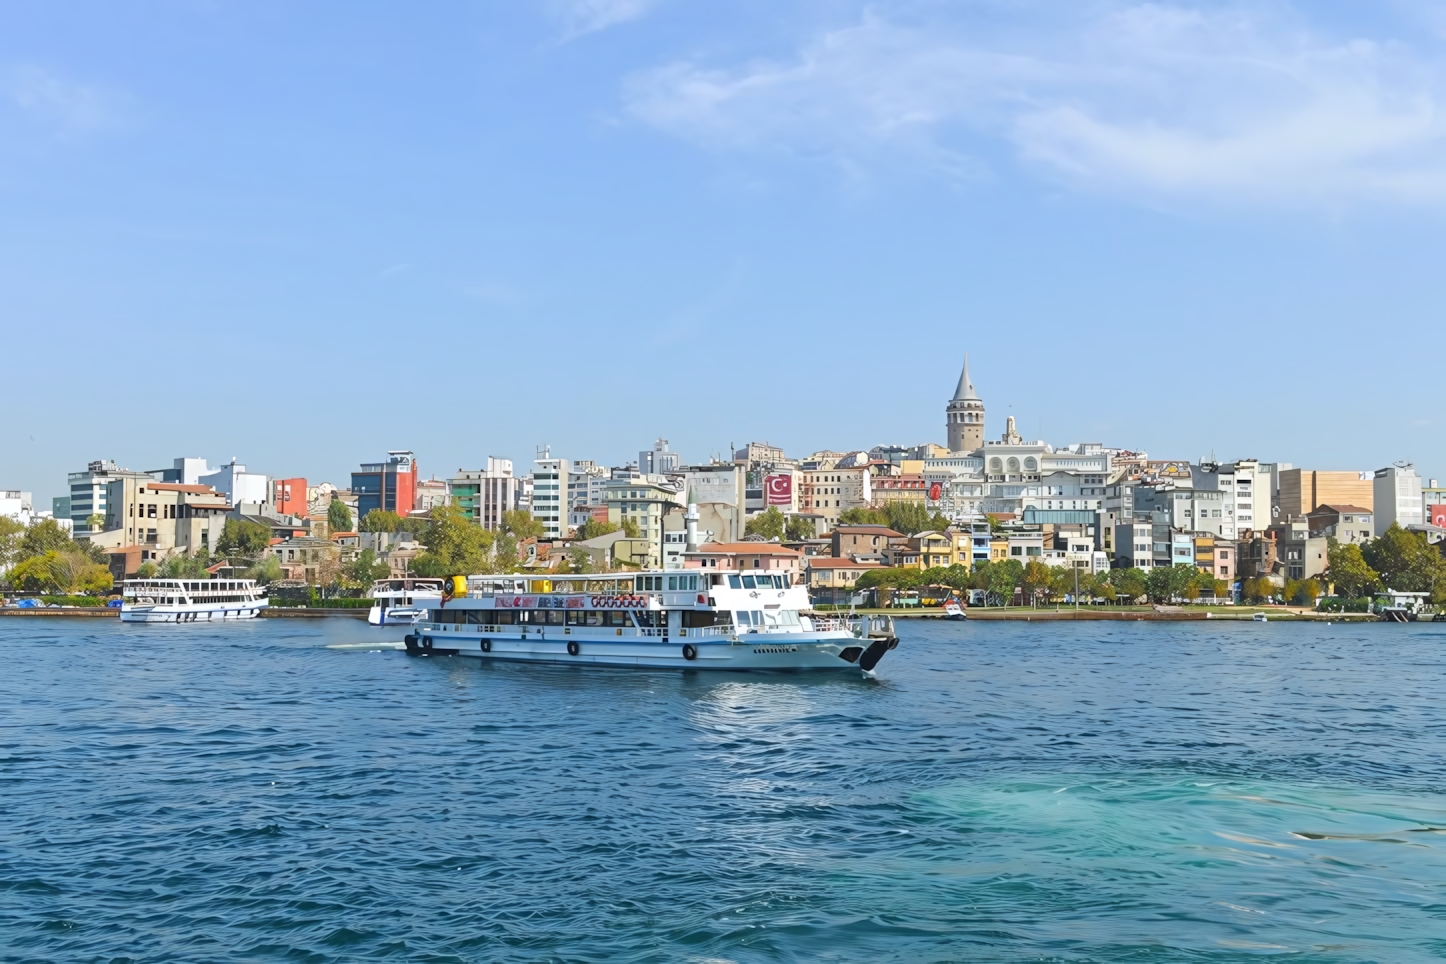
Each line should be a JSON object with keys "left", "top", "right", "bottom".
{"left": 360, "top": 509, "right": 404, "bottom": 533}
{"left": 1106, "top": 567, "right": 1147, "bottom": 601}
{"left": 785, "top": 515, "right": 816, "bottom": 541}
{"left": 620, "top": 518, "right": 640, "bottom": 539}
{"left": 18, "top": 517, "right": 79, "bottom": 560}
{"left": 501, "top": 510, "right": 545, "bottom": 540}
{"left": 838, "top": 507, "right": 887, "bottom": 526}
{"left": 1326, "top": 540, "right": 1381, "bottom": 598}
{"left": 160, "top": 552, "right": 212, "bottom": 579}
{"left": 1145, "top": 564, "right": 1199, "bottom": 603}
{"left": 135, "top": 560, "right": 158, "bottom": 579}
{"left": 345, "top": 548, "right": 391, "bottom": 586}
{"left": 566, "top": 547, "right": 598, "bottom": 574}
{"left": 86, "top": 513, "right": 106, "bottom": 532}
{"left": 217, "top": 518, "right": 272, "bottom": 556}
{"left": 328, "top": 499, "right": 353, "bottom": 534}
{"left": 576, "top": 518, "right": 620, "bottom": 541}
{"left": 1363, "top": 523, "right": 1445, "bottom": 593}
{"left": 1021, "top": 560, "right": 1054, "bottom": 603}
{"left": 987, "top": 558, "right": 1024, "bottom": 605}
{"left": 245, "top": 554, "right": 283, "bottom": 585}
{"left": 6, "top": 550, "right": 112, "bottom": 594}
{"left": 883, "top": 502, "right": 931, "bottom": 535}
{"left": 411, "top": 503, "right": 495, "bottom": 577}
{"left": 0, "top": 515, "right": 23, "bottom": 569}
{"left": 745, "top": 507, "right": 785, "bottom": 540}
{"left": 1242, "top": 576, "right": 1276, "bottom": 604}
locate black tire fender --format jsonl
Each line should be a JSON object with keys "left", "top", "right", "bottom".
{"left": 480, "top": 639, "right": 491, "bottom": 653}
{"left": 567, "top": 640, "right": 580, "bottom": 656}
{"left": 422, "top": 637, "right": 434, "bottom": 651}
{"left": 682, "top": 643, "right": 698, "bottom": 661}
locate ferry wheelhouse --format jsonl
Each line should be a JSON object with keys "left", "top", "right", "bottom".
{"left": 403, "top": 570, "right": 898, "bottom": 672}
{"left": 120, "top": 578, "right": 268, "bottom": 623}
{"left": 368, "top": 578, "right": 444, "bottom": 626}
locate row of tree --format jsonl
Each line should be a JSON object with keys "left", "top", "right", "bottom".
{"left": 854, "top": 559, "right": 1230, "bottom": 606}
{"left": 1325, "top": 524, "right": 1446, "bottom": 601}
{"left": 1, "top": 517, "right": 114, "bottom": 594}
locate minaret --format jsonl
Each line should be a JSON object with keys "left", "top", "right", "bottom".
{"left": 946, "top": 354, "right": 985, "bottom": 453}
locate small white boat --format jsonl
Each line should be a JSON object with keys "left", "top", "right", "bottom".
{"left": 121, "top": 578, "right": 268, "bottom": 623}
{"left": 367, "top": 578, "right": 444, "bottom": 626}
{"left": 942, "top": 600, "right": 967, "bottom": 621}
{"left": 1253, "top": 612, "right": 1268, "bottom": 622}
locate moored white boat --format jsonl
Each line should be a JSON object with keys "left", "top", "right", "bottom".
{"left": 943, "top": 600, "right": 966, "bottom": 620}
{"left": 367, "top": 578, "right": 444, "bottom": 626}
{"left": 120, "top": 578, "right": 268, "bottom": 623}
{"left": 404, "top": 569, "right": 898, "bottom": 672}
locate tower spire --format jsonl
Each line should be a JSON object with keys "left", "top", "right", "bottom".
{"left": 953, "top": 354, "right": 978, "bottom": 401}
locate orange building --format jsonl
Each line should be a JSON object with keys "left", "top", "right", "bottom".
{"left": 273, "top": 477, "right": 307, "bottom": 517}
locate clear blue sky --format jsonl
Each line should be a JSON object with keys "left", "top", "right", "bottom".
{"left": 3, "top": 1, "right": 1443, "bottom": 503}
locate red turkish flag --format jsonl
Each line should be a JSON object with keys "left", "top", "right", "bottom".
{"left": 766, "top": 474, "right": 793, "bottom": 505}
{"left": 928, "top": 482, "right": 942, "bottom": 502}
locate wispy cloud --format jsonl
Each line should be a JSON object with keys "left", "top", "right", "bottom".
{"left": 624, "top": 3, "right": 1446, "bottom": 206}
{"left": 6, "top": 64, "right": 136, "bottom": 134}
{"left": 550, "top": 0, "right": 661, "bottom": 40}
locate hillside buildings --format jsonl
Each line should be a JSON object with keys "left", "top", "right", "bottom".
{"left": 1373, "top": 463, "right": 1424, "bottom": 535}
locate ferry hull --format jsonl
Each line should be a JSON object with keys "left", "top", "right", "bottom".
{"left": 403, "top": 630, "right": 894, "bottom": 672}
{"left": 120, "top": 604, "right": 267, "bottom": 623}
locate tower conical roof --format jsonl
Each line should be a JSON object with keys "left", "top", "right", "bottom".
{"left": 952, "top": 354, "right": 978, "bottom": 402}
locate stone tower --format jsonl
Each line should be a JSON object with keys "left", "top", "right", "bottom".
{"left": 946, "top": 354, "right": 985, "bottom": 453}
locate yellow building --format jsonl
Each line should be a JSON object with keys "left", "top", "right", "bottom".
{"left": 911, "top": 530, "right": 971, "bottom": 569}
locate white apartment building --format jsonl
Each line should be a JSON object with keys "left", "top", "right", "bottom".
{"left": 200, "top": 459, "right": 270, "bottom": 508}
{"left": 924, "top": 434, "right": 1110, "bottom": 522}
{"left": 638, "top": 439, "right": 681, "bottom": 475}
{"left": 1, "top": 490, "right": 33, "bottom": 525}
{"left": 605, "top": 471, "right": 686, "bottom": 568}
{"left": 1134, "top": 485, "right": 1232, "bottom": 538}
{"left": 531, "top": 450, "right": 570, "bottom": 540}
{"left": 568, "top": 460, "right": 609, "bottom": 530}
{"left": 798, "top": 460, "right": 872, "bottom": 532}
{"left": 1191, "top": 459, "right": 1269, "bottom": 539}
{"left": 1374, "top": 463, "right": 1424, "bottom": 535}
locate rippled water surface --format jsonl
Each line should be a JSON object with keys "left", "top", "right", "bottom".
{"left": 2, "top": 617, "right": 1445, "bottom": 962}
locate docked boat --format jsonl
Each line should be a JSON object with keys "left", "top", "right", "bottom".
{"left": 1252, "top": 612, "right": 1268, "bottom": 622}
{"left": 120, "top": 578, "right": 268, "bottom": 623}
{"left": 943, "top": 600, "right": 967, "bottom": 621}
{"left": 367, "top": 578, "right": 444, "bottom": 626}
{"left": 403, "top": 569, "right": 899, "bottom": 672}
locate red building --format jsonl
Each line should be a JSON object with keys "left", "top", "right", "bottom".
{"left": 352, "top": 451, "right": 418, "bottom": 519}
{"left": 273, "top": 477, "right": 307, "bottom": 517}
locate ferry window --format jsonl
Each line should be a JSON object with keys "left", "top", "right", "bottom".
{"left": 494, "top": 611, "right": 515, "bottom": 625}
{"left": 667, "top": 576, "right": 677, "bottom": 590}
{"left": 605, "top": 611, "right": 629, "bottom": 627}
{"left": 736, "top": 611, "right": 752, "bottom": 626}
{"left": 545, "top": 610, "right": 565, "bottom": 625}
{"left": 741, "top": 575, "right": 756, "bottom": 589}
{"left": 727, "top": 575, "right": 742, "bottom": 589}
{"left": 585, "top": 612, "right": 603, "bottom": 626}
{"left": 465, "top": 611, "right": 484, "bottom": 625}
{"left": 778, "top": 610, "right": 800, "bottom": 626}
{"left": 565, "top": 610, "right": 583, "bottom": 626}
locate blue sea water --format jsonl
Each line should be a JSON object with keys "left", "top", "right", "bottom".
{"left": 1, "top": 617, "right": 1444, "bottom": 963}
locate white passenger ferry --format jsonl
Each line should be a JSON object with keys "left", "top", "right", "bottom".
{"left": 403, "top": 570, "right": 898, "bottom": 672}
{"left": 120, "top": 578, "right": 268, "bottom": 623}
{"left": 367, "top": 578, "right": 444, "bottom": 626}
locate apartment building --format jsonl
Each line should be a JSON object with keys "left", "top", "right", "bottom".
{"left": 1278, "top": 468, "right": 1373, "bottom": 518}
{"left": 1373, "top": 463, "right": 1424, "bottom": 535}
{"left": 448, "top": 458, "right": 519, "bottom": 530}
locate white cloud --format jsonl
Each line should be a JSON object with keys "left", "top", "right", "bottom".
{"left": 6, "top": 64, "right": 136, "bottom": 134}
{"left": 550, "top": 0, "right": 661, "bottom": 39}
{"left": 624, "top": 3, "right": 1446, "bottom": 205}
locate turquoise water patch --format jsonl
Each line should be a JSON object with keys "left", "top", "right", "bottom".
{"left": 901, "top": 775, "right": 1446, "bottom": 957}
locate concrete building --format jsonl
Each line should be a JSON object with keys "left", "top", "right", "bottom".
{"left": 1373, "top": 463, "right": 1424, "bottom": 535}
{"left": 1278, "top": 469, "right": 1373, "bottom": 518}
{"left": 270, "top": 535, "right": 349, "bottom": 584}
{"left": 831, "top": 525, "right": 907, "bottom": 562}
{"left": 448, "top": 458, "right": 519, "bottom": 530}
{"left": 797, "top": 458, "right": 872, "bottom": 532}
{"left": 678, "top": 463, "right": 748, "bottom": 544}
{"left": 683, "top": 542, "right": 803, "bottom": 579}
{"left": 85, "top": 480, "right": 231, "bottom": 566}
{"left": 1191, "top": 459, "right": 1270, "bottom": 540}
{"left": 567, "top": 460, "right": 610, "bottom": 531}
{"left": 1269, "top": 519, "right": 1328, "bottom": 581}
{"left": 352, "top": 451, "right": 418, "bottom": 520}
{"left": 68, "top": 460, "right": 153, "bottom": 536}
{"left": 199, "top": 459, "right": 270, "bottom": 509}
{"left": 872, "top": 475, "right": 927, "bottom": 507}
{"left": 638, "top": 438, "right": 681, "bottom": 475}
{"left": 1306, "top": 505, "right": 1374, "bottom": 545}
{"left": 945, "top": 354, "right": 985, "bottom": 453}
{"left": 1133, "top": 486, "right": 1233, "bottom": 539}
{"left": 604, "top": 471, "right": 686, "bottom": 568}
{"left": 733, "top": 442, "right": 789, "bottom": 470}
{"left": 273, "top": 478, "right": 307, "bottom": 517}
{"left": 804, "top": 558, "right": 882, "bottom": 604}
{"left": 912, "top": 529, "right": 972, "bottom": 569}
{"left": 414, "top": 478, "right": 449, "bottom": 512}
{"left": 1112, "top": 520, "right": 1155, "bottom": 569}
{"left": 1, "top": 490, "right": 33, "bottom": 525}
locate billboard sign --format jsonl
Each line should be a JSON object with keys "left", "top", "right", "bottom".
{"left": 765, "top": 474, "right": 793, "bottom": 505}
